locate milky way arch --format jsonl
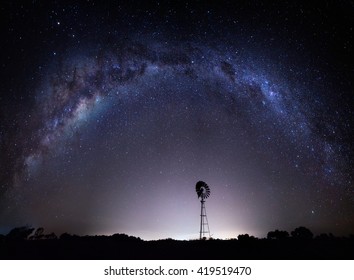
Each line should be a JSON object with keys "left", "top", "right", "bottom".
{"left": 19, "top": 41, "right": 339, "bottom": 183}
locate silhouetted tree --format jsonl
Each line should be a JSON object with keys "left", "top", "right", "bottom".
{"left": 6, "top": 226, "right": 34, "bottom": 240}
{"left": 44, "top": 232, "right": 57, "bottom": 240}
{"left": 112, "top": 233, "right": 141, "bottom": 242}
{"left": 60, "top": 232, "right": 73, "bottom": 240}
{"left": 267, "top": 230, "right": 289, "bottom": 240}
{"left": 237, "top": 234, "right": 257, "bottom": 242}
{"left": 291, "top": 227, "right": 313, "bottom": 240}
{"left": 316, "top": 233, "right": 335, "bottom": 241}
{"left": 30, "top": 227, "right": 44, "bottom": 240}
{"left": 159, "top": 238, "right": 174, "bottom": 241}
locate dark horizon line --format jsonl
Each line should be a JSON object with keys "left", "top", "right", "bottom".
{"left": 2, "top": 225, "right": 354, "bottom": 241}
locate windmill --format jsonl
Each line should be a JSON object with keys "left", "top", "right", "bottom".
{"left": 195, "top": 181, "right": 211, "bottom": 240}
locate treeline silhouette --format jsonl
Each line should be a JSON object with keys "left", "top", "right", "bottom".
{"left": 1, "top": 226, "right": 353, "bottom": 259}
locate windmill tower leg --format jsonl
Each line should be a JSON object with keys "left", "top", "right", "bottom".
{"left": 200, "top": 198, "right": 204, "bottom": 240}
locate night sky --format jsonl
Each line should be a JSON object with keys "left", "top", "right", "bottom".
{"left": 0, "top": 1, "right": 353, "bottom": 240}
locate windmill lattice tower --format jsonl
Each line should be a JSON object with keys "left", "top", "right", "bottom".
{"left": 195, "top": 181, "right": 211, "bottom": 240}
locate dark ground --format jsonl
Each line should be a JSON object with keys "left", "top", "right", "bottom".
{"left": 1, "top": 232, "right": 354, "bottom": 260}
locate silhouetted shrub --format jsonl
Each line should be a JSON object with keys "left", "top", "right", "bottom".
{"left": 44, "top": 233, "right": 57, "bottom": 240}
{"left": 158, "top": 238, "right": 174, "bottom": 241}
{"left": 112, "top": 233, "right": 141, "bottom": 242}
{"left": 291, "top": 227, "right": 313, "bottom": 240}
{"left": 237, "top": 234, "right": 257, "bottom": 242}
{"left": 316, "top": 233, "right": 335, "bottom": 241}
{"left": 29, "top": 227, "right": 44, "bottom": 240}
{"left": 6, "top": 226, "right": 34, "bottom": 240}
{"left": 267, "top": 230, "right": 289, "bottom": 240}
{"left": 60, "top": 232, "right": 73, "bottom": 240}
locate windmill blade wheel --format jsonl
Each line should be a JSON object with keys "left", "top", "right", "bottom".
{"left": 196, "top": 181, "right": 211, "bottom": 199}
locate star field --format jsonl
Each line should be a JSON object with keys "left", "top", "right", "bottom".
{"left": 0, "top": 1, "right": 353, "bottom": 239}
